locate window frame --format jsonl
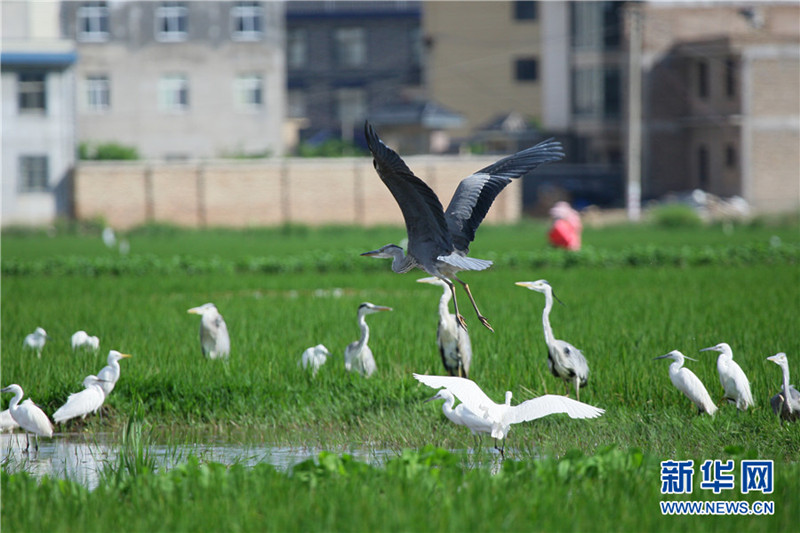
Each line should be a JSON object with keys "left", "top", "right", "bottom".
{"left": 77, "top": 1, "right": 110, "bottom": 42}
{"left": 18, "top": 155, "right": 49, "bottom": 193}
{"left": 334, "top": 27, "right": 367, "bottom": 68}
{"left": 231, "top": 1, "right": 263, "bottom": 41}
{"left": 85, "top": 74, "right": 111, "bottom": 112}
{"left": 156, "top": 1, "right": 189, "bottom": 43}
{"left": 234, "top": 73, "right": 264, "bottom": 112}
{"left": 18, "top": 72, "right": 47, "bottom": 114}
{"left": 158, "top": 74, "right": 190, "bottom": 112}
{"left": 514, "top": 57, "right": 539, "bottom": 82}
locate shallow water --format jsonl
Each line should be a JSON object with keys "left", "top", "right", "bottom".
{"left": 0, "top": 432, "right": 404, "bottom": 490}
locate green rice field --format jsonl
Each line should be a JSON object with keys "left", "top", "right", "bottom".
{"left": 2, "top": 217, "right": 799, "bottom": 531}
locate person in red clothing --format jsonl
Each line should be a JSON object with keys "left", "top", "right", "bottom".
{"left": 548, "top": 201, "right": 582, "bottom": 251}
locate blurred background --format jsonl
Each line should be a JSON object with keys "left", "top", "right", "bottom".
{"left": 2, "top": 0, "right": 798, "bottom": 229}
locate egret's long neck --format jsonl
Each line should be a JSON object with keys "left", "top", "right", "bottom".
{"left": 438, "top": 285, "right": 453, "bottom": 320}
{"left": 541, "top": 289, "right": 556, "bottom": 346}
{"left": 356, "top": 312, "right": 370, "bottom": 351}
{"left": 669, "top": 358, "right": 685, "bottom": 377}
{"left": 7, "top": 389, "right": 22, "bottom": 411}
{"left": 442, "top": 394, "right": 456, "bottom": 415}
{"left": 781, "top": 362, "right": 792, "bottom": 397}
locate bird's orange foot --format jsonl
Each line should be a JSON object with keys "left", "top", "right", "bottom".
{"left": 478, "top": 315, "right": 494, "bottom": 332}
{"left": 456, "top": 314, "right": 469, "bottom": 330}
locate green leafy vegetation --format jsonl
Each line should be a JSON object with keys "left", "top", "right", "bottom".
{"left": 78, "top": 141, "right": 140, "bottom": 161}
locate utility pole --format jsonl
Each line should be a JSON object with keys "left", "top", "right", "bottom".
{"left": 626, "top": 4, "right": 643, "bottom": 222}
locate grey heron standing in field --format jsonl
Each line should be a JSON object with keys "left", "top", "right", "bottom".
{"left": 700, "top": 342, "right": 754, "bottom": 410}
{"left": 361, "top": 121, "right": 564, "bottom": 332}
{"left": 97, "top": 350, "right": 132, "bottom": 397}
{"left": 0, "top": 384, "right": 53, "bottom": 452}
{"left": 654, "top": 350, "right": 717, "bottom": 416}
{"left": 345, "top": 302, "right": 392, "bottom": 377}
{"left": 23, "top": 327, "right": 49, "bottom": 358}
{"left": 417, "top": 277, "right": 472, "bottom": 378}
{"left": 414, "top": 373, "right": 604, "bottom": 457}
{"left": 187, "top": 303, "right": 230, "bottom": 360}
{"left": 515, "top": 280, "right": 589, "bottom": 401}
{"left": 52, "top": 375, "right": 107, "bottom": 424}
{"left": 766, "top": 352, "right": 800, "bottom": 423}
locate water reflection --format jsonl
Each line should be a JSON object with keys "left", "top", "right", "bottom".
{"left": 1, "top": 432, "right": 400, "bottom": 490}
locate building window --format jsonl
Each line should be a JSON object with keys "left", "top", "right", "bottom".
{"left": 232, "top": 1, "right": 263, "bottom": 41}
{"left": 697, "top": 60, "right": 709, "bottom": 99}
{"left": 725, "top": 58, "right": 737, "bottom": 98}
{"left": 335, "top": 27, "right": 366, "bottom": 68}
{"left": 572, "top": 67, "right": 599, "bottom": 117}
{"left": 18, "top": 72, "right": 46, "bottom": 113}
{"left": 158, "top": 74, "right": 189, "bottom": 111}
{"left": 234, "top": 74, "right": 263, "bottom": 111}
{"left": 336, "top": 87, "right": 366, "bottom": 123}
{"left": 514, "top": 1, "right": 538, "bottom": 21}
{"left": 19, "top": 156, "right": 49, "bottom": 193}
{"left": 287, "top": 28, "right": 307, "bottom": 69}
{"left": 288, "top": 89, "right": 306, "bottom": 118}
{"left": 725, "top": 144, "right": 737, "bottom": 169}
{"left": 515, "top": 58, "right": 538, "bottom": 82}
{"left": 86, "top": 75, "right": 110, "bottom": 111}
{"left": 603, "top": 67, "right": 621, "bottom": 118}
{"left": 156, "top": 2, "right": 188, "bottom": 42}
{"left": 698, "top": 145, "right": 709, "bottom": 189}
{"left": 77, "top": 1, "right": 110, "bottom": 42}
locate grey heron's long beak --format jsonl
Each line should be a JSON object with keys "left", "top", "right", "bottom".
{"left": 374, "top": 306, "right": 392, "bottom": 312}
{"left": 360, "top": 250, "right": 380, "bottom": 257}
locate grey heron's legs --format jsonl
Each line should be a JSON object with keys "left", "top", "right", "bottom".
{"left": 575, "top": 376, "right": 580, "bottom": 402}
{"left": 454, "top": 274, "right": 494, "bottom": 332}
{"left": 441, "top": 277, "right": 469, "bottom": 331}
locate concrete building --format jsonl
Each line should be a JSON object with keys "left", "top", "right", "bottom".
{"left": 286, "top": 1, "right": 424, "bottom": 148}
{"left": 638, "top": 2, "right": 800, "bottom": 213}
{"left": 1, "top": 0, "right": 77, "bottom": 226}
{"left": 60, "top": 0, "right": 286, "bottom": 160}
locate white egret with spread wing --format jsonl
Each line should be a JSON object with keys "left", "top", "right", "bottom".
{"left": 344, "top": 303, "right": 392, "bottom": 377}
{"left": 53, "top": 375, "right": 106, "bottom": 424}
{"left": 97, "top": 350, "right": 132, "bottom": 397}
{"left": 516, "top": 280, "right": 589, "bottom": 400}
{"left": 0, "top": 384, "right": 53, "bottom": 451}
{"left": 654, "top": 350, "right": 717, "bottom": 416}
{"left": 417, "top": 277, "right": 472, "bottom": 378}
{"left": 766, "top": 352, "right": 800, "bottom": 423}
{"left": 71, "top": 330, "right": 100, "bottom": 352}
{"left": 414, "top": 373, "right": 604, "bottom": 457}
{"left": 424, "top": 389, "right": 493, "bottom": 437}
{"left": 700, "top": 342, "right": 753, "bottom": 410}
{"left": 187, "top": 303, "right": 230, "bottom": 360}
{"left": 361, "top": 121, "right": 563, "bottom": 332}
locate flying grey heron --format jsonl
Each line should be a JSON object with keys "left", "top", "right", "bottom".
{"left": 766, "top": 352, "right": 800, "bottom": 423}
{"left": 97, "top": 350, "right": 132, "bottom": 397}
{"left": 361, "top": 121, "right": 564, "bottom": 332}
{"left": 414, "top": 373, "right": 604, "bottom": 457}
{"left": 654, "top": 350, "right": 717, "bottom": 416}
{"left": 23, "top": 327, "right": 49, "bottom": 358}
{"left": 700, "top": 342, "right": 754, "bottom": 410}
{"left": 0, "top": 384, "right": 53, "bottom": 452}
{"left": 188, "top": 303, "right": 231, "bottom": 360}
{"left": 417, "top": 276, "right": 473, "bottom": 378}
{"left": 53, "top": 375, "right": 107, "bottom": 424}
{"left": 516, "top": 280, "right": 589, "bottom": 400}
{"left": 345, "top": 302, "right": 392, "bottom": 377}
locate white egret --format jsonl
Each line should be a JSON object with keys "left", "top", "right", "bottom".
{"left": 187, "top": 303, "right": 231, "bottom": 359}
{"left": 654, "top": 350, "right": 717, "bottom": 416}
{"left": 417, "top": 277, "right": 473, "bottom": 378}
{"left": 102, "top": 226, "right": 116, "bottom": 248}
{"left": 414, "top": 373, "right": 604, "bottom": 456}
{"left": 424, "top": 389, "right": 493, "bottom": 437}
{"left": 301, "top": 344, "right": 330, "bottom": 376}
{"left": 515, "top": 280, "right": 589, "bottom": 400}
{"left": 0, "top": 409, "right": 20, "bottom": 432}
{"left": 53, "top": 375, "right": 106, "bottom": 424}
{"left": 700, "top": 342, "right": 753, "bottom": 410}
{"left": 71, "top": 330, "right": 100, "bottom": 352}
{"left": 766, "top": 352, "right": 800, "bottom": 423}
{"left": 97, "top": 350, "right": 133, "bottom": 397}
{"left": 361, "top": 122, "right": 564, "bottom": 332}
{"left": 0, "top": 384, "right": 54, "bottom": 451}
{"left": 344, "top": 302, "right": 392, "bottom": 377}
{"left": 23, "top": 327, "right": 49, "bottom": 358}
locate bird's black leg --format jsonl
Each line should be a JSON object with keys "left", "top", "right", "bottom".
{"left": 443, "top": 277, "right": 468, "bottom": 330}
{"left": 24, "top": 433, "right": 30, "bottom": 453}
{"left": 455, "top": 275, "right": 493, "bottom": 332}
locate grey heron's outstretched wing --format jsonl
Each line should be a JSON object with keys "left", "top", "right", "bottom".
{"left": 365, "top": 122, "right": 452, "bottom": 256}
{"left": 444, "top": 138, "right": 564, "bottom": 253}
